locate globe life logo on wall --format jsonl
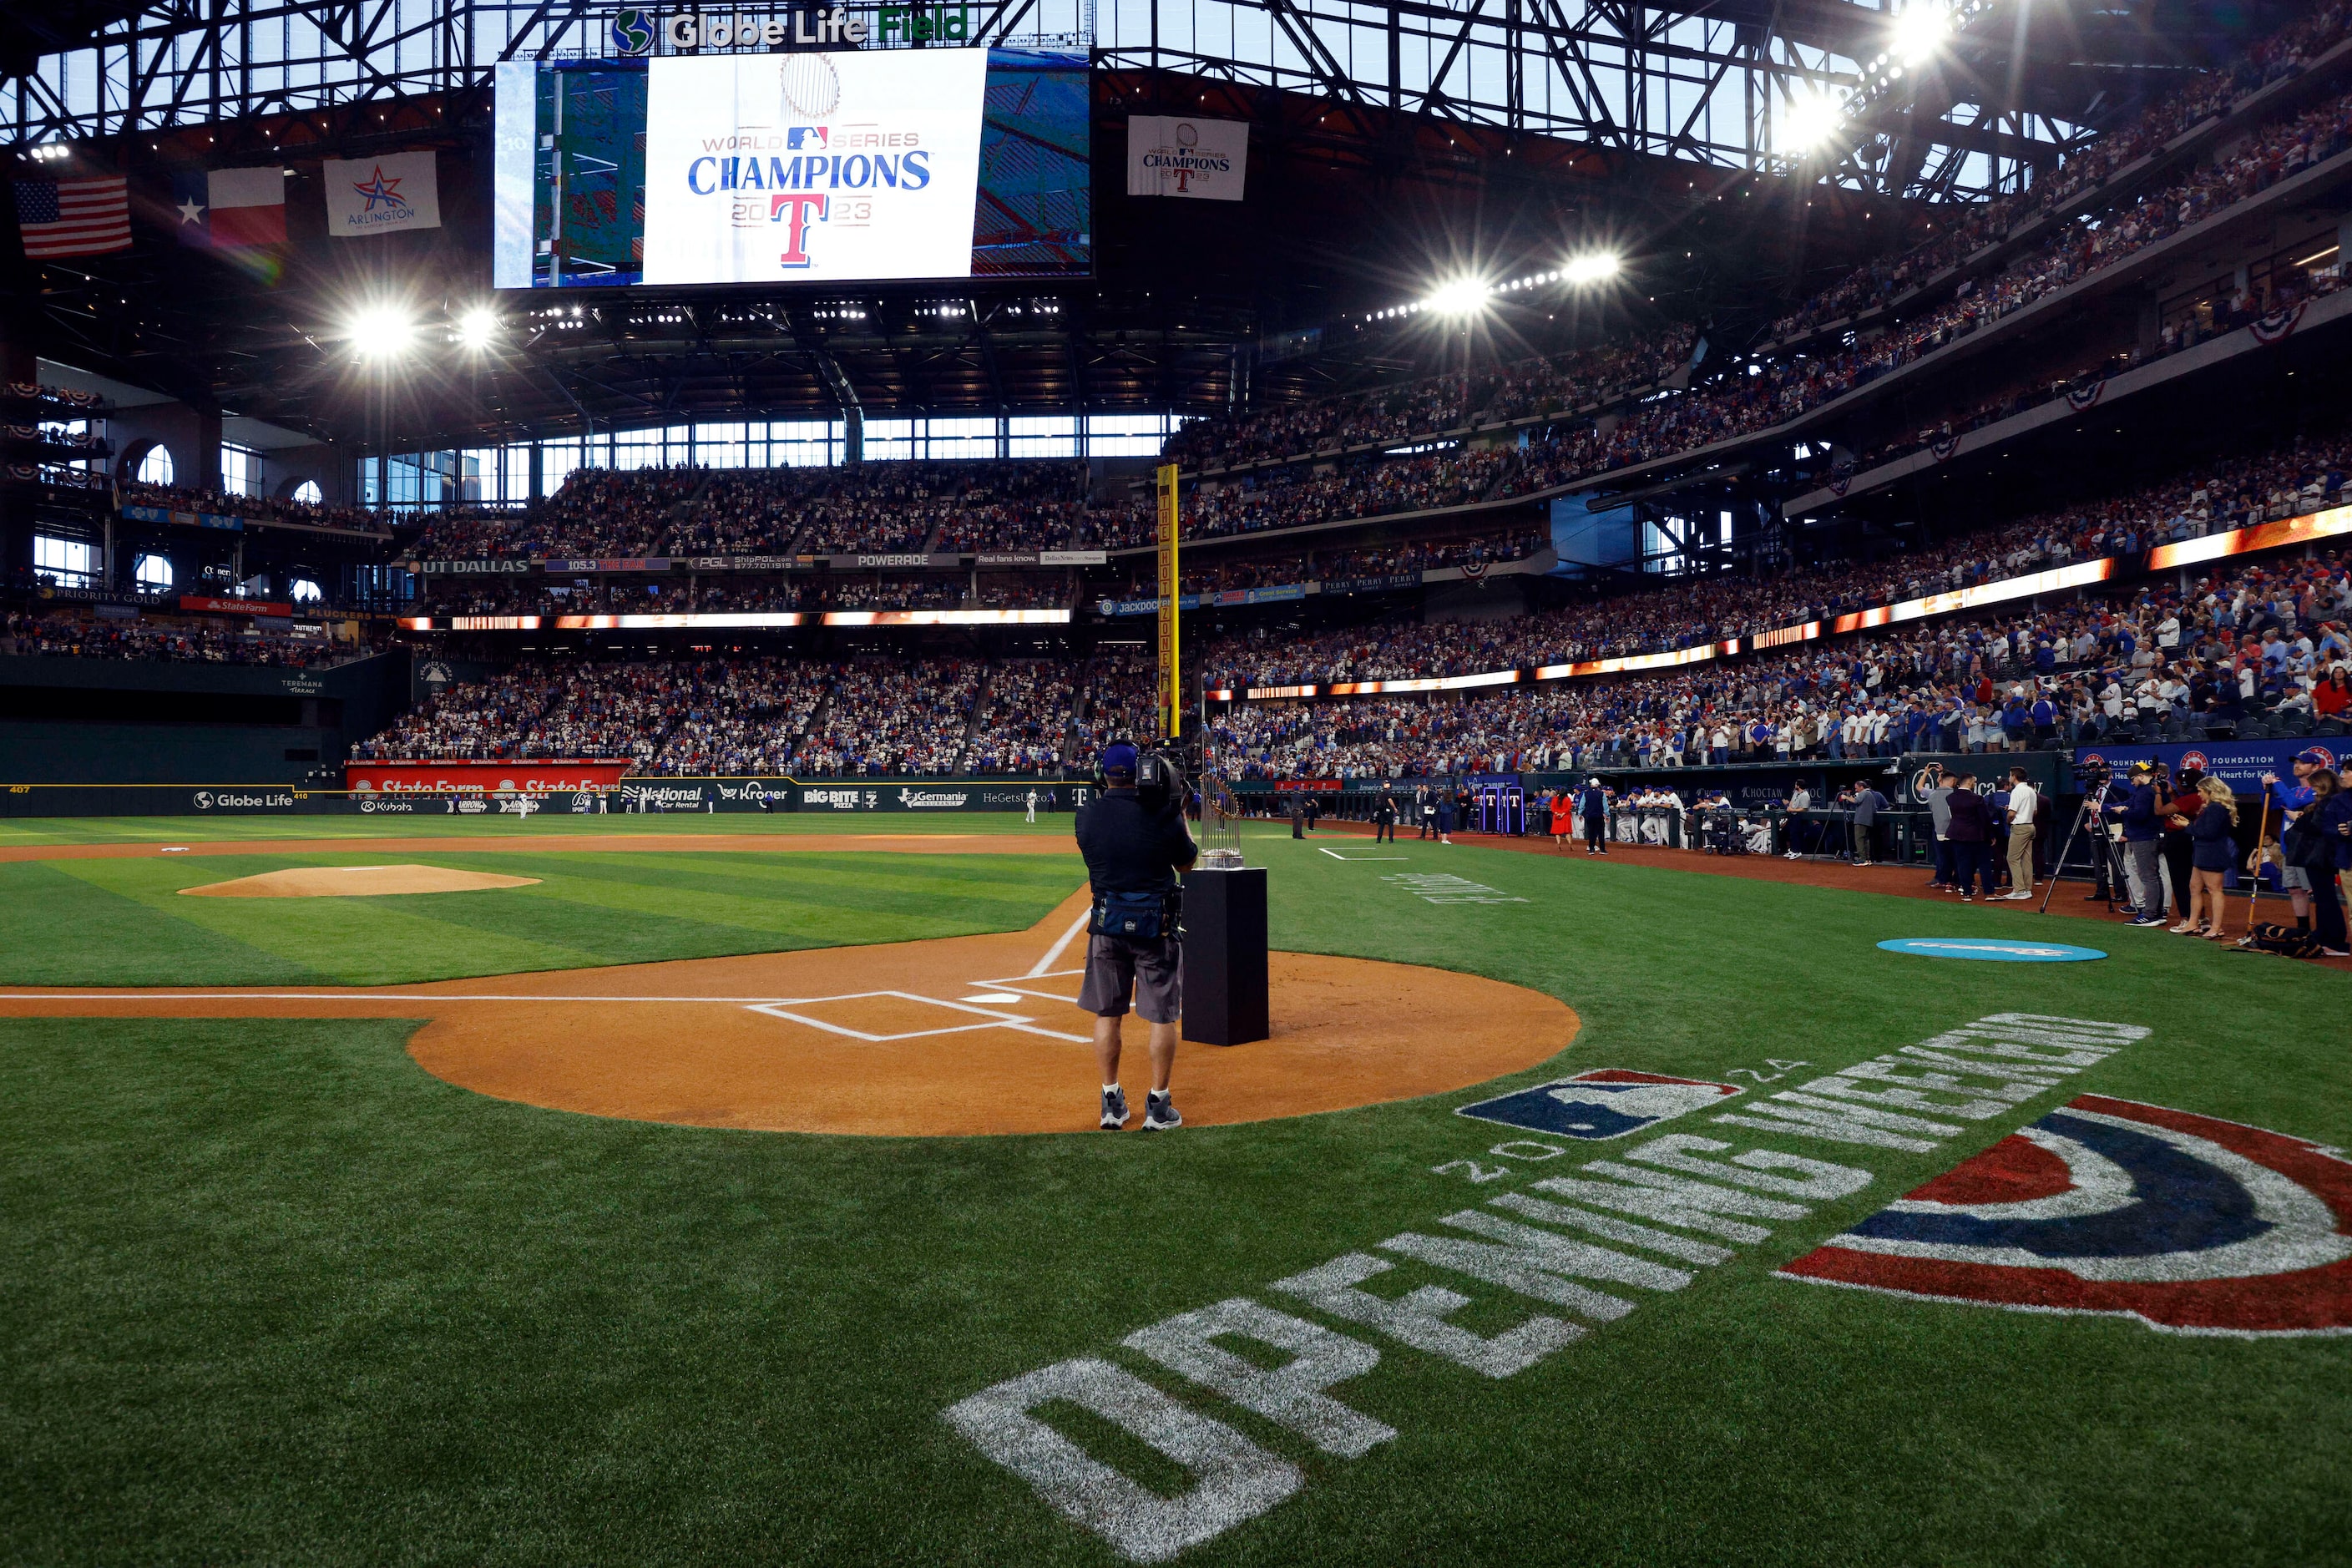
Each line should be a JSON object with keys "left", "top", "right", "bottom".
{"left": 610, "top": 5, "right": 972, "bottom": 53}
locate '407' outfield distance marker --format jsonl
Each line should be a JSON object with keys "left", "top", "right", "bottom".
{"left": 1877, "top": 938, "right": 2107, "bottom": 963}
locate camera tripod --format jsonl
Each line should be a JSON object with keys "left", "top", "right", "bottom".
{"left": 2040, "top": 775, "right": 2129, "bottom": 916}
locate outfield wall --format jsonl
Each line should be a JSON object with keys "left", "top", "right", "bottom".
{"left": 0, "top": 777, "right": 1094, "bottom": 817}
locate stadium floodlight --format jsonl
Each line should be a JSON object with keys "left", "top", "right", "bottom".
{"left": 1890, "top": 3, "right": 1951, "bottom": 66}
{"left": 346, "top": 304, "right": 416, "bottom": 361}
{"left": 1780, "top": 83, "right": 1848, "bottom": 153}
{"left": 1425, "top": 276, "right": 1492, "bottom": 317}
{"left": 1563, "top": 253, "right": 1621, "bottom": 286}
{"left": 456, "top": 306, "right": 500, "bottom": 350}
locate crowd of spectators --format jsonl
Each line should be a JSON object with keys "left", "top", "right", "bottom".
{"left": 963, "top": 661, "right": 1079, "bottom": 774}
{"left": 1762, "top": 0, "right": 2351, "bottom": 344}
{"left": 407, "top": 461, "right": 1095, "bottom": 562}
{"left": 1206, "top": 548, "right": 2351, "bottom": 781}
{"left": 119, "top": 481, "right": 388, "bottom": 536}
{"left": 1, "top": 609, "right": 373, "bottom": 667}
{"left": 1211, "top": 428, "right": 2352, "bottom": 689}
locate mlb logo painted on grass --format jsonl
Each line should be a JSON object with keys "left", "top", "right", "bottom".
{"left": 1779, "top": 1095, "right": 2352, "bottom": 1336}
{"left": 1878, "top": 938, "right": 2107, "bottom": 963}
{"left": 1457, "top": 1068, "right": 1741, "bottom": 1141}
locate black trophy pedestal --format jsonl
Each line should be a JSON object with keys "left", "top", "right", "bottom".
{"left": 1181, "top": 867, "right": 1269, "bottom": 1046}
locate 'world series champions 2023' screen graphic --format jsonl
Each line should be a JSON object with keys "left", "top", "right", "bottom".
{"left": 492, "top": 47, "right": 1089, "bottom": 288}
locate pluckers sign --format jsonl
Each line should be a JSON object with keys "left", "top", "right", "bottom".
{"left": 610, "top": 5, "right": 972, "bottom": 53}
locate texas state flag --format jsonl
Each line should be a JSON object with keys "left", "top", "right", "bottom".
{"left": 171, "top": 166, "right": 286, "bottom": 248}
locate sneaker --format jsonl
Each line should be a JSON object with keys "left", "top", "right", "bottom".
{"left": 1100, "top": 1086, "right": 1129, "bottom": 1130}
{"left": 1960, "top": 893, "right": 1973, "bottom": 902}
{"left": 1143, "top": 1090, "right": 1182, "bottom": 1131}
{"left": 2081, "top": 891, "right": 2109, "bottom": 901}
{"left": 2324, "top": 948, "right": 2351, "bottom": 958}
{"left": 2128, "top": 916, "right": 2166, "bottom": 927}
{"left": 2004, "top": 890, "right": 2034, "bottom": 900}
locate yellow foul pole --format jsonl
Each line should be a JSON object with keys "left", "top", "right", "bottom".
{"left": 1156, "top": 462, "right": 1180, "bottom": 740}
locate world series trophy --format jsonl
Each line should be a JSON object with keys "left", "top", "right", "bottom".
{"left": 1196, "top": 771, "right": 1247, "bottom": 868}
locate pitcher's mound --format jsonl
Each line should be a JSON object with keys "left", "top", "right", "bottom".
{"left": 180, "top": 864, "right": 543, "bottom": 898}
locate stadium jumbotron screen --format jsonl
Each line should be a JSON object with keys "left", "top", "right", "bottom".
{"left": 490, "top": 46, "right": 1090, "bottom": 288}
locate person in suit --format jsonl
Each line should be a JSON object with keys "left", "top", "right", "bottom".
{"left": 1289, "top": 791, "right": 1308, "bottom": 839}
{"left": 1579, "top": 777, "right": 1610, "bottom": 855}
{"left": 1943, "top": 771, "right": 1996, "bottom": 901}
{"left": 1416, "top": 785, "right": 1434, "bottom": 840}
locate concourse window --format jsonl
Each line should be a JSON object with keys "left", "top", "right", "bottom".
{"left": 136, "top": 446, "right": 175, "bottom": 485}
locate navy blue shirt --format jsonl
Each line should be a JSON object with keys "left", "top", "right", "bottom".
{"left": 1075, "top": 790, "right": 1197, "bottom": 896}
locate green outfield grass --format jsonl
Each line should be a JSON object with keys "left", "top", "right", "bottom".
{"left": 0, "top": 807, "right": 1062, "bottom": 847}
{"left": 3, "top": 822, "right": 2346, "bottom": 1566}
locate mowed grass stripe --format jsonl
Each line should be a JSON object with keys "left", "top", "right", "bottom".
{"left": 0, "top": 810, "right": 1070, "bottom": 847}
{"left": 40, "top": 857, "right": 607, "bottom": 985}
{"left": 504, "top": 850, "right": 1080, "bottom": 920}
{"left": 0, "top": 863, "right": 326, "bottom": 987}
{"left": 397, "top": 852, "right": 1080, "bottom": 957}
{"left": 10, "top": 849, "right": 1080, "bottom": 986}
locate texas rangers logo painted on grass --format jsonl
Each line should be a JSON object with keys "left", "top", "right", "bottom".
{"left": 1780, "top": 1095, "right": 2352, "bottom": 1336}
{"left": 1457, "top": 1069, "right": 1741, "bottom": 1141}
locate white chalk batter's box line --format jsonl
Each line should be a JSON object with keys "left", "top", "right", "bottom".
{"left": 0, "top": 973, "right": 1099, "bottom": 1046}
{"left": 747, "top": 987, "right": 1090, "bottom": 1043}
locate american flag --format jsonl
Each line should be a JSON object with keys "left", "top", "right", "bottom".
{"left": 13, "top": 177, "right": 131, "bottom": 258}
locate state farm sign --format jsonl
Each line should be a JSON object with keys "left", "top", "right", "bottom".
{"left": 346, "top": 759, "right": 635, "bottom": 794}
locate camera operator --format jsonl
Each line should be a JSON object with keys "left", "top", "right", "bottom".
{"left": 1849, "top": 778, "right": 1888, "bottom": 866}
{"left": 1075, "top": 742, "right": 1197, "bottom": 1131}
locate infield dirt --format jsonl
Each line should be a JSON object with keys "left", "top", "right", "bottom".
{"left": 0, "top": 885, "right": 1576, "bottom": 1135}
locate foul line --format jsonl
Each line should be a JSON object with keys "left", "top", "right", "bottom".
{"left": 0, "top": 992, "right": 798, "bottom": 1004}
{"left": 1318, "top": 847, "right": 1409, "bottom": 862}
{"left": 1028, "top": 909, "right": 1092, "bottom": 977}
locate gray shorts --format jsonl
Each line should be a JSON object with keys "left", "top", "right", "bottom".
{"left": 2282, "top": 865, "right": 2314, "bottom": 893}
{"left": 1076, "top": 933, "right": 1182, "bottom": 1024}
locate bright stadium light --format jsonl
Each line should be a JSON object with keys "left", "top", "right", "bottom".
{"left": 347, "top": 304, "right": 416, "bottom": 361}
{"left": 1781, "top": 83, "right": 1848, "bottom": 153}
{"left": 1563, "top": 252, "right": 1621, "bottom": 286}
{"left": 456, "top": 306, "right": 500, "bottom": 350}
{"left": 1425, "top": 276, "right": 1493, "bottom": 317}
{"left": 1890, "top": 3, "right": 1951, "bottom": 66}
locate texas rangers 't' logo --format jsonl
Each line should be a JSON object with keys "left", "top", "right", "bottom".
{"left": 1779, "top": 1095, "right": 2352, "bottom": 1336}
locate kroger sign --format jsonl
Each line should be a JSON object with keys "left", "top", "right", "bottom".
{"left": 611, "top": 5, "right": 973, "bottom": 53}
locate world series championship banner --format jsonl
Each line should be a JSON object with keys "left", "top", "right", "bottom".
{"left": 1156, "top": 462, "right": 1180, "bottom": 739}
{"left": 491, "top": 47, "right": 1090, "bottom": 289}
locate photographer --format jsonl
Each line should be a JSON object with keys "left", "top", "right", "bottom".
{"left": 1075, "top": 742, "right": 1198, "bottom": 1131}
{"left": 1849, "top": 779, "right": 1888, "bottom": 866}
